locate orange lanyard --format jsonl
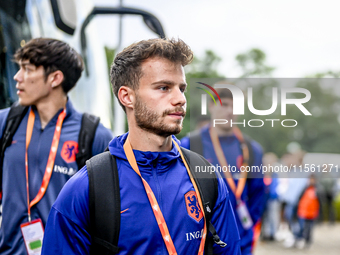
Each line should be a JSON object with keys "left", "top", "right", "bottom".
{"left": 209, "top": 127, "right": 249, "bottom": 200}
{"left": 123, "top": 137, "right": 207, "bottom": 255}
{"left": 25, "top": 108, "right": 66, "bottom": 222}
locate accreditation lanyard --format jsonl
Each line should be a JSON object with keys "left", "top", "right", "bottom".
{"left": 25, "top": 108, "right": 66, "bottom": 222}
{"left": 209, "top": 127, "right": 249, "bottom": 200}
{"left": 123, "top": 137, "right": 207, "bottom": 255}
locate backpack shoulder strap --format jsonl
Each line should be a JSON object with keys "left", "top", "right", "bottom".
{"left": 76, "top": 113, "right": 100, "bottom": 169}
{"left": 188, "top": 130, "right": 204, "bottom": 156}
{"left": 0, "top": 102, "right": 28, "bottom": 158}
{"left": 87, "top": 151, "right": 121, "bottom": 255}
{"left": 181, "top": 147, "right": 218, "bottom": 215}
{"left": 0, "top": 103, "right": 28, "bottom": 197}
{"left": 180, "top": 147, "right": 226, "bottom": 254}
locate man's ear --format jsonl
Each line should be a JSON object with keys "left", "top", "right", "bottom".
{"left": 118, "top": 86, "right": 135, "bottom": 110}
{"left": 49, "top": 70, "right": 64, "bottom": 88}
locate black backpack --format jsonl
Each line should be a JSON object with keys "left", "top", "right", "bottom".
{"left": 0, "top": 102, "right": 100, "bottom": 195}
{"left": 86, "top": 148, "right": 227, "bottom": 255}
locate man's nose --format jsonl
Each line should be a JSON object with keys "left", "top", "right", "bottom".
{"left": 171, "top": 87, "right": 186, "bottom": 106}
{"left": 14, "top": 68, "right": 23, "bottom": 83}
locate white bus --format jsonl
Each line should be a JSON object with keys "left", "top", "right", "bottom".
{"left": 0, "top": 0, "right": 165, "bottom": 134}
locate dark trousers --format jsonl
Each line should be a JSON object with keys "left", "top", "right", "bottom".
{"left": 297, "top": 218, "right": 314, "bottom": 244}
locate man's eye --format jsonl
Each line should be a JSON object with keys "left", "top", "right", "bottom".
{"left": 159, "top": 86, "right": 168, "bottom": 91}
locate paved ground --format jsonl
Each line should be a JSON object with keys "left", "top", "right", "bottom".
{"left": 254, "top": 223, "right": 340, "bottom": 255}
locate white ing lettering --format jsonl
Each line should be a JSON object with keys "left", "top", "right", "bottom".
{"left": 186, "top": 229, "right": 204, "bottom": 241}
{"left": 54, "top": 165, "right": 76, "bottom": 176}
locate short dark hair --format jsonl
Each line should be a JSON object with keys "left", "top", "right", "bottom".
{"left": 14, "top": 38, "right": 84, "bottom": 93}
{"left": 110, "top": 38, "right": 193, "bottom": 109}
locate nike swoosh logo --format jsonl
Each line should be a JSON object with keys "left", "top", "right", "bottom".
{"left": 120, "top": 208, "right": 129, "bottom": 214}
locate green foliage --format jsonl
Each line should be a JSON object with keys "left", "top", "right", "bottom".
{"left": 239, "top": 78, "right": 340, "bottom": 157}
{"left": 233, "top": 50, "right": 340, "bottom": 156}
{"left": 292, "top": 79, "right": 340, "bottom": 154}
{"left": 178, "top": 50, "right": 226, "bottom": 139}
{"left": 306, "top": 70, "right": 340, "bottom": 78}
{"left": 335, "top": 193, "right": 340, "bottom": 221}
{"left": 185, "top": 50, "right": 224, "bottom": 78}
{"left": 183, "top": 47, "right": 340, "bottom": 158}
{"left": 105, "top": 46, "right": 115, "bottom": 71}
{"left": 235, "top": 48, "right": 275, "bottom": 77}
{"left": 104, "top": 47, "right": 116, "bottom": 129}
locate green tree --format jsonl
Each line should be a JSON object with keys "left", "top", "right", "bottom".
{"left": 240, "top": 78, "right": 340, "bottom": 157}
{"left": 236, "top": 48, "right": 275, "bottom": 77}
{"left": 178, "top": 50, "right": 226, "bottom": 139}
{"left": 185, "top": 50, "right": 224, "bottom": 78}
{"left": 292, "top": 79, "right": 340, "bottom": 153}
{"left": 307, "top": 70, "right": 340, "bottom": 78}
{"left": 104, "top": 47, "right": 116, "bottom": 129}
{"left": 232, "top": 48, "right": 287, "bottom": 155}
{"left": 105, "top": 46, "right": 116, "bottom": 69}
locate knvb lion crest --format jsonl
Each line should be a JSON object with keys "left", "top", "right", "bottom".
{"left": 61, "top": 141, "right": 78, "bottom": 163}
{"left": 185, "top": 191, "right": 203, "bottom": 223}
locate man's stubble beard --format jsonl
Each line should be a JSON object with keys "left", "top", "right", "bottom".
{"left": 134, "top": 94, "right": 185, "bottom": 137}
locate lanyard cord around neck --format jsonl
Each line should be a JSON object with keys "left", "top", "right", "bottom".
{"left": 25, "top": 108, "right": 66, "bottom": 222}
{"left": 123, "top": 137, "right": 207, "bottom": 255}
{"left": 209, "top": 126, "right": 249, "bottom": 200}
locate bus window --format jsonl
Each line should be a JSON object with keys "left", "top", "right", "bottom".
{"left": 0, "top": 1, "right": 31, "bottom": 109}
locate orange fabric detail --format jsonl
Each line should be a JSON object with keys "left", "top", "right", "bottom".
{"left": 61, "top": 141, "right": 78, "bottom": 163}
{"left": 297, "top": 186, "right": 319, "bottom": 219}
{"left": 120, "top": 208, "right": 129, "bottom": 214}
{"left": 251, "top": 220, "right": 262, "bottom": 251}
{"left": 185, "top": 191, "right": 204, "bottom": 223}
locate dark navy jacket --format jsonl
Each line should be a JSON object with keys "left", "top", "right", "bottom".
{"left": 41, "top": 133, "right": 241, "bottom": 255}
{"left": 181, "top": 126, "right": 266, "bottom": 255}
{"left": 0, "top": 100, "right": 113, "bottom": 255}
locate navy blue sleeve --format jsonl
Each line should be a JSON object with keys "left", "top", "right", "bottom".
{"left": 211, "top": 174, "right": 241, "bottom": 255}
{"left": 41, "top": 167, "right": 91, "bottom": 255}
{"left": 91, "top": 123, "right": 113, "bottom": 156}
